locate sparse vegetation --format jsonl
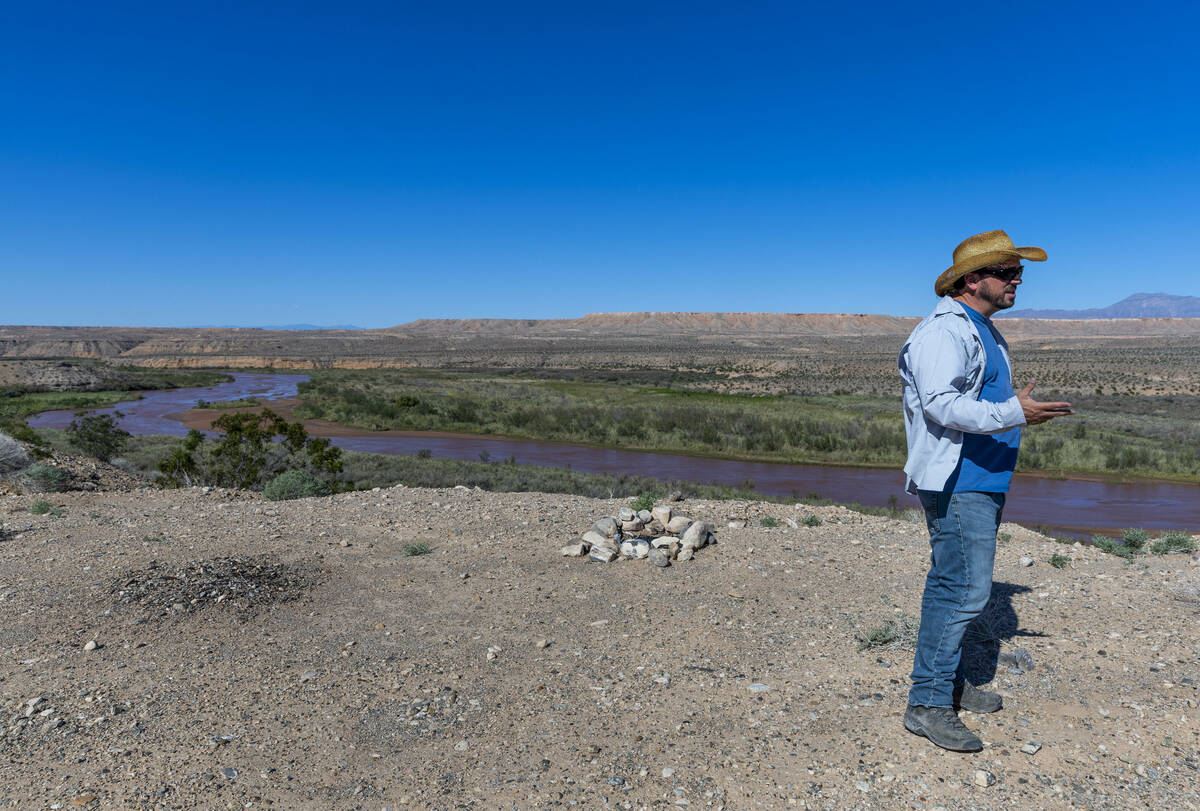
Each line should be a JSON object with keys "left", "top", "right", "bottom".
{"left": 195, "top": 398, "right": 260, "bottom": 409}
{"left": 1121, "top": 527, "right": 1149, "bottom": 551}
{"left": 630, "top": 492, "right": 655, "bottom": 512}
{"left": 20, "top": 464, "right": 68, "bottom": 493}
{"left": 402, "top": 542, "right": 432, "bottom": 556}
{"left": 802, "top": 514, "right": 822, "bottom": 527}
{"left": 854, "top": 614, "right": 919, "bottom": 652}
{"left": 66, "top": 412, "right": 131, "bottom": 462}
{"left": 1049, "top": 553, "right": 1071, "bottom": 569}
{"left": 263, "top": 469, "right": 333, "bottom": 501}
{"left": 760, "top": 516, "right": 780, "bottom": 527}
{"left": 1150, "top": 531, "right": 1196, "bottom": 555}
{"left": 30, "top": 500, "right": 64, "bottom": 517}
{"left": 1093, "top": 535, "right": 1136, "bottom": 559}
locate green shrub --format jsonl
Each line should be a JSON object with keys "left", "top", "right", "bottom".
{"left": 156, "top": 409, "right": 342, "bottom": 491}
{"left": 1121, "top": 528, "right": 1149, "bottom": 550}
{"left": 20, "top": 464, "right": 68, "bottom": 493}
{"left": 263, "top": 469, "right": 332, "bottom": 501}
{"left": 855, "top": 614, "right": 918, "bottom": 652}
{"left": 759, "top": 516, "right": 780, "bottom": 527}
{"left": 30, "top": 500, "right": 64, "bottom": 517}
{"left": 802, "top": 514, "right": 822, "bottom": 527}
{"left": 1150, "top": 531, "right": 1196, "bottom": 555}
{"left": 1049, "top": 553, "right": 1071, "bottom": 569}
{"left": 1093, "top": 535, "right": 1135, "bottom": 559}
{"left": 402, "top": 542, "right": 431, "bottom": 556}
{"left": 630, "top": 492, "right": 655, "bottom": 512}
{"left": 416, "top": 449, "right": 432, "bottom": 459}
{"left": 66, "top": 412, "right": 130, "bottom": 462}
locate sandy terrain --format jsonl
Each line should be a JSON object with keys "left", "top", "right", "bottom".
{"left": 1, "top": 474, "right": 1197, "bottom": 809}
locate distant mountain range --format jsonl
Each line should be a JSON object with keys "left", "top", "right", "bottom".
{"left": 189, "top": 323, "right": 366, "bottom": 331}
{"left": 1000, "top": 293, "right": 1200, "bottom": 319}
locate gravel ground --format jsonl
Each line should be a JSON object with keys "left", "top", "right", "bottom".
{"left": 1, "top": 481, "right": 1197, "bottom": 810}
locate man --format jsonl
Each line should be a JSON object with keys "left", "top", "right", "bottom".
{"left": 898, "top": 230, "right": 1073, "bottom": 752}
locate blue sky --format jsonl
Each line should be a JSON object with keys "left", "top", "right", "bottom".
{"left": 3, "top": 1, "right": 1198, "bottom": 327}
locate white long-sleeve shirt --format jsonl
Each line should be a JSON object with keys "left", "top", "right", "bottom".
{"left": 898, "top": 296, "right": 1026, "bottom": 494}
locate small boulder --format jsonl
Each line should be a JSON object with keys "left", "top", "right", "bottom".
{"left": 648, "top": 548, "right": 671, "bottom": 567}
{"left": 582, "top": 529, "right": 609, "bottom": 548}
{"left": 665, "top": 516, "right": 692, "bottom": 534}
{"left": 651, "top": 505, "right": 672, "bottom": 525}
{"left": 621, "top": 519, "right": 645, "bottom": 533}
{"left": 560, "top": 542, "right": 589, "bottom": 557}
{"left": 637, "top": 509, "right": 653, "bottom": 523}
{"left": 617, "top": 507, "right": 636, "bottom": 521}
{"left": 589, "top": 546, "right": 618, "bottom": 563}
{"left": 593, "top": 517, "right": 619, "bottom": 537}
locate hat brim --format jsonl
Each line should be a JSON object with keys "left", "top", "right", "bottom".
{"left": 935, "top": 246, "right": 1047, "bottom": 297}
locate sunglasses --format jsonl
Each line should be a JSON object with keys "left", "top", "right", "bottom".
{"left": 977, "top": 265, "right": 1024, "bottom": 282}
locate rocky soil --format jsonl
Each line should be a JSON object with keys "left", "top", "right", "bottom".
{"left": 1, "top": 481, "right": 1198, "bottom": 810}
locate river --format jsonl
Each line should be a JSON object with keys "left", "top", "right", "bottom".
{"left": 28, "top": 373, "right": 1200, "bottom": 538}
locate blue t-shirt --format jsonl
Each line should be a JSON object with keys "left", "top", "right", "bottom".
{"left": 945, "top": 304, "right": 1021, "bottom": 493}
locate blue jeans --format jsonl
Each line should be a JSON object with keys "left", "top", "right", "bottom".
{"left": 908, "top": 490, "right": 1004, "bottom": 708}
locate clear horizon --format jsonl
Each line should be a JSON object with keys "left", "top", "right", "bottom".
{"left": 3, "top": 2, "right": 1199, "bottom": 329}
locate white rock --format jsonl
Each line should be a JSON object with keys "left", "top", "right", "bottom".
{"left": 560, "top": 543, "right": 589, "bottom": 557}
{"left": 589, "top": 546, "right": 618, "bottom": 563}
{"left": 648, "top": 548, "right": 670, "bottom": 567}
{"left": 631, "top": 540, "right": 650, "bottom": 559}
{"left": 1019, "top": 556, "right": 1035, "bottom": 567}
{"left": 665, "top": 516, "right": 692, "bottom": 534}
{"left": 677, "top": 547, "right": 694, "bottom": 562}
{"left": 661, "top": 767, "right": 675, "bottom": 778}
{"left": 651, "top": 505, "right": 672, "bottom": 525}
{"left": 619, "top": 541, "right": 636, "bottom": 557}
{"left": 83, "top": 640, "right": 98, "bottom": 652}
{"left": 592, "top": 517, "right": 619, "bottom": 537}
{"left": 617, "top": 507, "right": 636, "bottom": 521}
{"left": 681, "top": 521, "right": 713, "bottom": 548}
{"left": 651, "top": 537, "right": 675, "bottom": 549}
{"left": 582, "top": 529, "right": 609, "bottom": 547}
{"left": 973, "top": 769, "right": 995, "bottom": 787}
{"left": 638, "top": 509, "right": 653, "bottom": 523}
{"left": 727, "top": 519, "right": 746, "bottom": 529}
{"left": 621, "top": 519, "right": 645, "bottom": 533}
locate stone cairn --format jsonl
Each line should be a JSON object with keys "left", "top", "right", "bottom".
{"left": 560, "top": 504, "right": 715, "bottom": 567}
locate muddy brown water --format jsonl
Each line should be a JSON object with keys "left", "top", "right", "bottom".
{"left": 28, "top": 373, "right": 1200, "bottom": 539}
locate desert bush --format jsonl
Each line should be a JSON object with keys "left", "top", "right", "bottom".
{"left": 66, "top": 412, "right": 131, "bottom": 462}
{"left": 1121, "top": 527, "right": 1149, "bottom": 551}
{"left": 0, "top": 431, "right": 31, "bottom": 476}
{"left": 20, "top": 464, "right": 68, "bottom": 493}
{"left": 760, "top": 516, "right": 780, "bottom": 527}
{"left": 263, "top": 469, "right": 332, "bottom": 501}
{"left": 1049, "top": 553, "right": 1071, "bottom": 569}
{"left": 402, "top": 542, "right": 431, "bottom": 556}
{"left": 855, "top": 614, "right": 918, "bottom": 651}
{"left": 630, "top": 492, "right": 655, "bottom": 512}
{"left": 156, "top": 409, "right": 341, "bottom": 491}
{"left": 802, "top": 514, "right": 822, "bottom": 527}
{"left": 30, "top": 500, "right": 64, "bottom": 517}
{"left": 1093, "top": 535, "right": 1135, "bottom": 559}
{"left": 1151, "top": 531, "right": 1196, "bottom": 555}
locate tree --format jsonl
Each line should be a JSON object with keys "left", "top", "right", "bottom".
{"left": 66, "top": 412, "right": 131, "bottom": 462}
{"left": 156, "top": 408, "right": 342, "bottom": 490}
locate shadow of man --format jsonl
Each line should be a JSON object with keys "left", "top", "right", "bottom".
{"left": 960, "top": 581, "right": 1046, "bottom": 686}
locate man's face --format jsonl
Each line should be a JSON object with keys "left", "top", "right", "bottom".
{"left": 969, "top": 260, "right": 1023, "bottom": 312}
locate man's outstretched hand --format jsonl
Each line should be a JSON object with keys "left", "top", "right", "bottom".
{"left": 1018, "top": 379, "right": 1073, "bottom": 425}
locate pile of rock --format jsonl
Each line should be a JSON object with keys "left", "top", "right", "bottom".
{"left": 561, "top": 504, "right": 715, "bottom": 567}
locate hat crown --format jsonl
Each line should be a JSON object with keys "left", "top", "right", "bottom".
{"left": 952, "top": 230, "right": 1017, "bottom": 265}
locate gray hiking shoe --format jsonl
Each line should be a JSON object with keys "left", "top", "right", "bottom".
{"left": 904, "top": 705, "right": 983, "bottom": 752}
{"left": 954, "top": 682, "right": 1003, "bottom": 714}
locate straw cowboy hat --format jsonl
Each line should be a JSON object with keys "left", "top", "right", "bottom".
{"left": 935, "top": 230, "right": 1047, "bottom": 297}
